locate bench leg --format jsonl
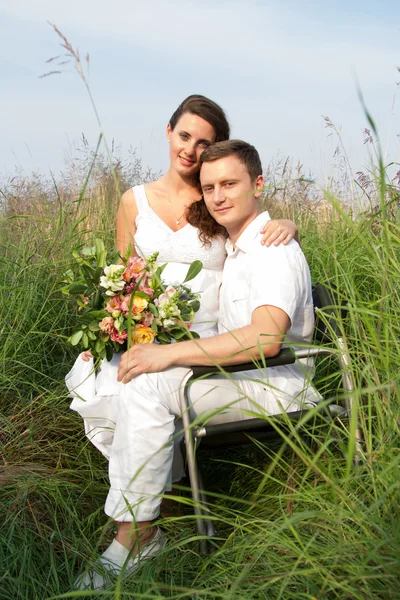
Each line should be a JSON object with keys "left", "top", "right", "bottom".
{"left": 179, "top": 373, "right": 213, "bottom": 553}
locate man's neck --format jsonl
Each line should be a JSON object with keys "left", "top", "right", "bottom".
{"left": 227, "top": 210, "right": 260, "bottom": 246}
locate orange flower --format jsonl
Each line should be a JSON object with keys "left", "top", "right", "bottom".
{"left": 130, "top": 325, "right": 156, "bottom": 345}
{"left": 132, "top": 295, "right": 148, "bottom": 313}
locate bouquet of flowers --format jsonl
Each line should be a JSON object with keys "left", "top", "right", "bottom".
{"left": 62, "top": 239, "right": 202, "bottom": 361}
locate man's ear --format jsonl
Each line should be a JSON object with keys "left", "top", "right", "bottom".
{"left": 254, "top": 175, "right": 264, "bottom": 198}
{"left": 166, "top": 122, "right": 172, "bottom": 142}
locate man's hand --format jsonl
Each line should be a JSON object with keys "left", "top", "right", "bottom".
{"left": 117, "top": 343, "right": 174, "bottom": 383}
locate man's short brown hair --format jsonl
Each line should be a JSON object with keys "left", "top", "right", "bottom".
{"left": 200, "top": 139, "right": 262, "bottom": 182}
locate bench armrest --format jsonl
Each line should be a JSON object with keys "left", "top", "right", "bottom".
{"left": 190, "top": 347, "right": 296, "bottom": 378}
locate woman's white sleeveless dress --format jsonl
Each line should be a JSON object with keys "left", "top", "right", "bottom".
{"left": 66, "top": 185, "right": 226, "bottom": 458}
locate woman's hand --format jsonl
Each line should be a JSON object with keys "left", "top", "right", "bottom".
{"left": 260, "top": 219, "right": 299, "bottom": 247}
{"left": 81, "top": 350, "right": 93, "bottom": 362}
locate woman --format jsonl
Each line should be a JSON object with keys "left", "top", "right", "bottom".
{"left": 67, "top": 95, "right": 298, "bottom": 588}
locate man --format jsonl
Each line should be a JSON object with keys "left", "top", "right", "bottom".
{"left": 78, "top": 140, "right": 318, "bottom": 589}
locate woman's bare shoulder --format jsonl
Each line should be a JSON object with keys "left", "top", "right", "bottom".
{"left": 145, "top": 177, "right": 167, "bottom": 197}
{"left": 120, "top": 187, "right": 136, "bottom": 205}
{"left": 119, "top": 187, "right": 138, "bottom": 216}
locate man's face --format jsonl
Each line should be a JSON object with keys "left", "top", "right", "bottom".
{"left": 200, "top": 155, "right": 264, "bottom": 238}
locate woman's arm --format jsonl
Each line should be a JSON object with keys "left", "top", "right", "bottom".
{"left": 260, "top": 219, "right": 299, "bottom": 247}
{"left": 116, "top": 189, "right": 139, "bottom": 258}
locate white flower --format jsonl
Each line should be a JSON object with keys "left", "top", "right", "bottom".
{"left": 156, "top": 294, "right": 168, "bottom": 307}
{"left": 100, "top": 265, "right": 125, "bottom": 295}
{"left": 165, "top": 286, "right": 177, "bottom": 297}
{"left": 163, "top": 318, "right": 175, "bottom": 328}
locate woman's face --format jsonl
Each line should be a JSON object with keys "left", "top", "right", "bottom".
{"left": 167, "top": 112, "right": 216, "bottom": 177}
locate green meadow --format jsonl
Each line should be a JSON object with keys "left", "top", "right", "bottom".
{"left": 1, "top": 115, "right": 399, "bottom": 599}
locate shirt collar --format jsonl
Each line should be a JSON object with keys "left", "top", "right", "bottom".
{"left": 225, "top": 211, "right": 271, "bottom": 255}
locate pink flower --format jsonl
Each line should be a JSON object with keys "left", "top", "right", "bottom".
{"left": 99, "top": 317, "right": 115, "bottom": 334}
{"left": 110, "top": 329, "right": 128, "bottom": 344}
{"left": 105, "top": 296, "right": 122, "bottom": 314}
{"left": 120, "top": 294, "right": 132, "bottom": 313}
{"left": 122, "top": 256, "right": 146, "bottom": 282}
{"left": 141, "top": 311, "right": 155, "bottom": 327}
{"left": 138, "top": 284, "right": 154, "bottom": 297}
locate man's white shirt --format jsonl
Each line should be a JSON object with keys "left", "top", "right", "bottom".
{"left": 218, "top": 211, "right": 318, "bottom": 403}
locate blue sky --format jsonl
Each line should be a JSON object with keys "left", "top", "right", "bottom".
{"left": 1, "top": 0, "right": 399, "bottom": 183}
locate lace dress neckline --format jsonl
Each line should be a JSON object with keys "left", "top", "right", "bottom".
{"left": 133, "top": 184, "right": 226, "bottom": 272}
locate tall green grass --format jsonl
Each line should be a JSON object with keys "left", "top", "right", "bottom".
{"left": 1, "top": 139, "right": 400, "bottom": 598}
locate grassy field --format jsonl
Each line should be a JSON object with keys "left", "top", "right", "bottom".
{"left": 1, "top": 135, "right": 399, "bottom": 600}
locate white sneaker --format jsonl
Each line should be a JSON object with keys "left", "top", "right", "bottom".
{"left": 75, "top": 527, "right": 165, "bottom": 590}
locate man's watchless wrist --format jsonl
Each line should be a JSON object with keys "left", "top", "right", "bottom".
{"left": 168, "top": 340, "right": 188, "bottom": 367}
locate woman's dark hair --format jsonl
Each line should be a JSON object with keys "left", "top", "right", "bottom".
{"left": 169, "top": 94, "right": 230, "bottom": 143}
{"left": 187, "top": 198, "right": 227, "bottom": 246}
{"left": 174, "top": 95, "right": 230, "bottom": 244}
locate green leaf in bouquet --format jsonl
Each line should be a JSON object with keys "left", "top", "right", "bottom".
{"left": 87, "top": 330, "right": 97, "bottom": 341}
{"left": 114, "top": 316, "right": 124, "bottom": 331}
{"left": 190, "top": 299, "right": 200, "bottom": 313}
{"left": 82, "top": 333, "right": 89, "bottom": 348}
{"left": 179, "top": 310, "right": 191, "bottom": 320}
{"left": 78, "top": 313, "right": 94, "bottom": 325}
{"left": 133, "top": 291, "right": 151, "bottom": 299}
{"left": 180, "top": 317, "right": 192, "bottom": 325}
{"left": 189, "top": 331, "right": 200, "bottom": 339}
{"left": 156, "top": 332, "right": 171, "bottom": 344}
{"left": 88, "top": 320, "right": 100, "bottom": 331}
{"left": 97, "top": 250, "right": 107, "bottom": 269}
{"left": 183, "top": 260, "right": 203, "bottom": 283}
{"left": 151, "top": 320, "right": 158, "bottom": 332}
{"left": 81, "top": 264, "right": 95, "bottom": 281}
{"left": 152, "top": 263, "right": 168, "bottom": 287}
{"left": 105, "top": 344, "right": 114, "bottom": 361}
{"left": 84, "top": 286, "right": 95, "bottom": 296}
{"left": 122, "top": 243, "right": 133, "bottom": 262}
{"left": 81, "top": 246, "right": 96, "bottom": 258}
{"left": 69, "top": 330, "right": 84, "bottom": 346}
{"left": 69, "top": 283, "right": 88, "bottom": 295}
{"left": 92, "top": 266, "right": 104, "bottom": 285}
{"left": 95, "top": 338, "right": 105, "bottom": 354}
{"left": 92, "top": 290, "right": 102, "bottom": 309}
{"left": 148, "top": 304, "right": 159, "bottom": 317}
{"left": 169, "top": 329, "right": 188, "bottom": 340}
{"left": 88, "top": 309, "right": 109, "bottom": 319}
